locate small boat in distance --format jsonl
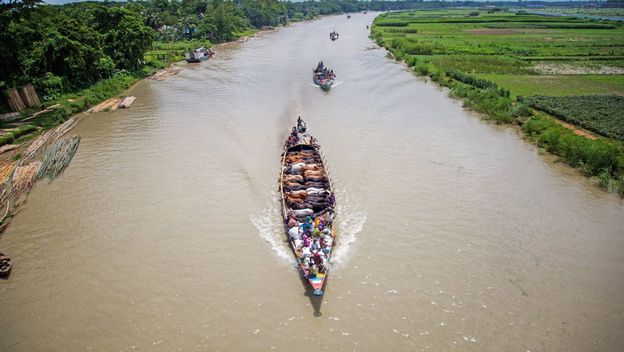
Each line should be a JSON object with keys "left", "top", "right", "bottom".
{"left": 185, "top": 47, "right": 214, "bottom": 63}
{"left": 0, "top": 252, "right": 11, "bottom": 277}
{"left": 313, "top": 62, "right": 335, "bottom": 91}
{"left": 347, "top": 14, "right": 351, "bottom": 19}
{"left": 330, "top": 31, "right": 339, "bottom": 41}
{"left": 280, "top": 117, "right": 336, "bottom": 296}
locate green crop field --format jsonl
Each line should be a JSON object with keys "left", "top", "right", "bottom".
{"left": 523, "top": 95, "right": 624, "bottom": 140}
{"left": 372, "top": 9, "right": 624, "bottom": 193}
{"left": 371, "top": 9, "right": 624, "bottom": 121}
{"left": 479, "top": 74, "right": 624, "bottom": 97}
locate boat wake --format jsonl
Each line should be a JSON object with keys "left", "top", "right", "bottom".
{"left": 250, "top": 197, "right": 293, "bottom": 265}
{"left": 251, "top": 190, "right": 366, "bottom": 270}
{"left": 331, "top": 190, "right": 367, "bottom": 269}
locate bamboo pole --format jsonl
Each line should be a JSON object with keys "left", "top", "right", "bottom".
{"left": 18, "top": 84, "right": 40, "bottom": 107}
{"left": 4, "top": 88, "right": 25, "bottom": 112}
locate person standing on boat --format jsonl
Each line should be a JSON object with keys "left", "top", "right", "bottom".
{"left": 297, "top": 116, "right": 306, "bottom": 133}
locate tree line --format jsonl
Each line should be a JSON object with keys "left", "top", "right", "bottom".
{"left": 0, "top": 0, "right": 604, "bottom": 104}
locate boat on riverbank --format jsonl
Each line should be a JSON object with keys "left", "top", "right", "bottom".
{"left": 185, "top": 47, "right": 214, "bottom": 63}
{"left": 313, "top": 62, "right": 335, "bottom": 91}
{"left": 280, "top": 118, "right": 335, "bottom": 296}
{"left": 0, "top": 252, "right": 11, "bottom": 277}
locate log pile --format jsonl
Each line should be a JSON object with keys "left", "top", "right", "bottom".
{"left": 0, "top": 162, "right": 16, "bottom": 184}
{"left": 38, "top": 136, "right": 81, "bottom": 181}
{"left": 51, "top": 117, "right": 77, "bottom": 140}
{"left": 87, "top": 97, "right": 122, "bottom": 113}
{"left": 4, "top": 88, "right": 25, "bottom": 112}
{"left": 24, "top": 129, "right": 54, "bottom": 159}
{"left": 119, "top": 96, "right": 136, "bottom": 108}
{"left": 18, "top": 84, "right": 41, "bottom": 107}
{"left": 12, "top": 162, "right": 42, "bottom": 199}
{"left": 151, "top": 66, "right": 181, "bottom": 81}
{"left": 0, "top": 145, "right": 18, "bottom": 155}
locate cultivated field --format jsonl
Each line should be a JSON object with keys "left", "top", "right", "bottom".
{"left": 372, "top": 9, "right": 624, "bottom": 193}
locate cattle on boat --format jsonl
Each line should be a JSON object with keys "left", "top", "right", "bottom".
{"left": 280, "top": 117, "right": 335, "bottom": 296}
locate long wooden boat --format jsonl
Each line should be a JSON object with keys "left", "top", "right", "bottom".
{"left": 280, "top": 118, "right": 335, "bottom": 296}
{"left": 0, "top": 252, "right": 11, "bottom": 277}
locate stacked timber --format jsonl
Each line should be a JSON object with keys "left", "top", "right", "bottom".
{"left": 38, "top": 136, "right": 81, "bottom": 181}
{"left": 0, "top": 162, "right": 16, "bottom": 184}
{"left": 18, "top": 85, "right": 40, "bottom": 107}
{"left": 87, "top": 97, "right": 122, "bottom": 113}
{"left": 4, "top": 88, "right": 25, "bottom": 112}
{"left": 12, "top": 162, "right": 42, "bottom": 199}
{"left": 119, "top": 96, "right": 136, "bottom": 108}
{"left": 151, "top": 66, "right": 181, "bottom": 81}
{"left": 0, "top": 145, "right": 18, "bottom": 155}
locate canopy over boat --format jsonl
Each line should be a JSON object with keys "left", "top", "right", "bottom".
{"left": 280, "top": 118, "right": 335, "bottom": 296}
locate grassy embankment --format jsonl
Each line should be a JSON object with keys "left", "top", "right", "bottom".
{"left": 371, "top": 9, "right": 624, "bottom": 195}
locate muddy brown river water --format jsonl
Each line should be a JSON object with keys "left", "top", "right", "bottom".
{"left": 1, "top": 13, "right": 623, "bottom": 352}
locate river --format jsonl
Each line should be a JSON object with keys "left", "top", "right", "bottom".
{"left": 1, "top": 13, "right": 623, "bottom": 352}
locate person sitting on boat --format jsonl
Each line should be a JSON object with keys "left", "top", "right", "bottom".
{"left": 309, "top": 265, "right": 319, "bottom": 277}
{"left": 287, "top": 217, "right": 298, "bottom": 228}
{"left": 326, "top": 192, "right": 335, "bottom": 207}
{"left": 301, "top": 245, "right": 312, "bottom": 258}
{"left": 289, "top": 226, "right": 302, "bottom": 240}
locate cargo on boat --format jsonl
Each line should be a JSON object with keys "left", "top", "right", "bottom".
{"left": 280, "top": 117, "right": 336, "bottom": 296}
{"left": 185, "top": 47, "right": 214, "bottom": 63}
{"left": 313, "top": 61, "right": 335, "bottom": 91}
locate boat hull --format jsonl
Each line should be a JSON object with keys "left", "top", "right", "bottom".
{"left": 313, "top": 74, "right": 334, "bottom": 90}
{"left": 280, "top": 132, "right": 335, "bottom": 296}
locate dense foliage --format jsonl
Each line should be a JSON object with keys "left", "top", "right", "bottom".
{"left": 523, "top": 95, "right": 624, "bottom": 141}
{"left": 0, "top": 2, "right": 153, "bottom": 98}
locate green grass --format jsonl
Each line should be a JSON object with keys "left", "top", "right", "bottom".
{"left": 523, "top": 114, "right": 624, "bottom": 178}
{"left": 478, "top": 74, "right": 624, "bottom": 97}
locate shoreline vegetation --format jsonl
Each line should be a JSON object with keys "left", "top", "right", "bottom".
{"left": 371, "top": 8, "right": 624, "bottom": 196}
{"left": 0, "top": 1, "right": 622, "bottom": 207}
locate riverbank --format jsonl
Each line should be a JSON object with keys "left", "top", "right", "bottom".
{"left": 371, "top": 9, "right": 624, "bottom": 196}
{"left": 2, "top": 13, "right": 623, "bottom": 350}
{"left": 0, "top": 26, "right": 279, "bottom": 242}
{"left": 0, "top": 26, "right": 270, "bottom": 165}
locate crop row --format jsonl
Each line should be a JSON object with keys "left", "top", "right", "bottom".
{"left": 522, "top": 95, "right": 624, "bottom": 141}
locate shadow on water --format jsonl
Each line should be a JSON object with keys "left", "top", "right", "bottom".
{"left": 297, "top": 269, "right": 324, "bottom": 317}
